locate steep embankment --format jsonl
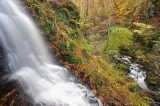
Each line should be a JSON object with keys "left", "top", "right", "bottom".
{"left": 25, "top": 0, "right": 153, "bottom": 105}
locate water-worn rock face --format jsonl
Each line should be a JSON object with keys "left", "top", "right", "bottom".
{"left": 0, "top": 1, "right": 33, "bottom": 104}
{"left": 0, "top": 46, "right": 32, "bottom": 106}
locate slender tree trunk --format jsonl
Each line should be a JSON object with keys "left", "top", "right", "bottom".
{"left": 85, "top": 0, "right": 89, "bottom": 17}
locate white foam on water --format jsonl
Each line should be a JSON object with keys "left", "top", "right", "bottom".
{"left": 116, "top": 56, "right": 148, "bottom": 90}
{"left": 0, "top": 0, "right": 102, "bottom": 106}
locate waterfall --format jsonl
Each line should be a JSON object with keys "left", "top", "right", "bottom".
{"left": 0, "top": 0, "right": 102, "bottom": 106}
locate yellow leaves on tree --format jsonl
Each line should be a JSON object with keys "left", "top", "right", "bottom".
{"left": 71, "top": 0, "right": 152, "bottom": 23}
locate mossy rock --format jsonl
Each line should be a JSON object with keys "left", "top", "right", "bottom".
{"left": 146, "top": 75, "right": 160, "bottom": 85}
{"left": 104, "top": 27, "right": 133, "bottom": 57}
{"left": 129, "top": 82, "right": 138, "bottom": 92}
{"left": 62, "top": 52, "right": 82, "bottom": 65}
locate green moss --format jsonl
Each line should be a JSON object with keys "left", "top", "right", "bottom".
{"left": 105, "top": 27, "right": 133, "bottom": 57}
{"left": 43, "top": 27, "right": 53, "bottom": 34}
{"left": 66, "top": 28, "right": 78, "bottom": 38}
{"left": 81, "top": 44, "right": 93, "bottom": 52}
{"left": 129, "top": 82, "right": 138, "bottom": 92}
{"left": 135, "top": 49, "right": 144, "bottom": 57}
{"left": 58, "top": 42, "right": 69, "bottom": 51}
{"left": 153, "top": 30, "right": 160, "bottom": 53}
{"left": 117, "top": 63, "right": 128, "bottom": 71}
{"left": 70, "top": 39, "right": 78, "bottom": 47}
{"left": 56, "top": 10, "right": 68, "bottom": 24}
{"left": 49, "top": 36, "right": 57, "bottom": 42}
{"left": 62, "top": 52, "right": 82, "bottom": 65}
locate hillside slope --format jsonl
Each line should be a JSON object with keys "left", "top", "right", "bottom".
{"left": 0, "top": 0, "right": 159, "bottom": 106}
{"left": 25, "top": 0, "right": 154, "bottom": 105}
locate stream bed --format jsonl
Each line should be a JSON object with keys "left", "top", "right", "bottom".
{"left": 115, "top": 55, "right": 148, "bottom": 90}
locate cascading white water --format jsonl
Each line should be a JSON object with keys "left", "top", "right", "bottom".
{"left": 115, "top": 56, "right": 148, "bottom": 90}
{"left": 0, "top": 0, "right": 102, "bottom": 106}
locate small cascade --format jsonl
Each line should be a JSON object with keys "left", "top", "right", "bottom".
{"left": 115, "top": 56, "right": 148, "bottom": 90}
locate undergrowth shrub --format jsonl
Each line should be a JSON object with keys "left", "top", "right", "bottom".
{"left": 62, "top": 52, "right": 82, "bottom": 65}
{"left": 104, "top": 27, "right": 133, "bottom": 58}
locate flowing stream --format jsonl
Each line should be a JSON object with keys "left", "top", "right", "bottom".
{"left": 0, "top": 0, "right": 102, "bottom": 106}
{"left": 115, "top": 56, "right": 148, "bottom": 90}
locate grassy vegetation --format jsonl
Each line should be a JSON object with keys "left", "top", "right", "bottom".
{"left": 104, "top": 27, "right": 133, "bottom": 58}
{"left": 26, "top": 0, "right": 156, "bottom": 105}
